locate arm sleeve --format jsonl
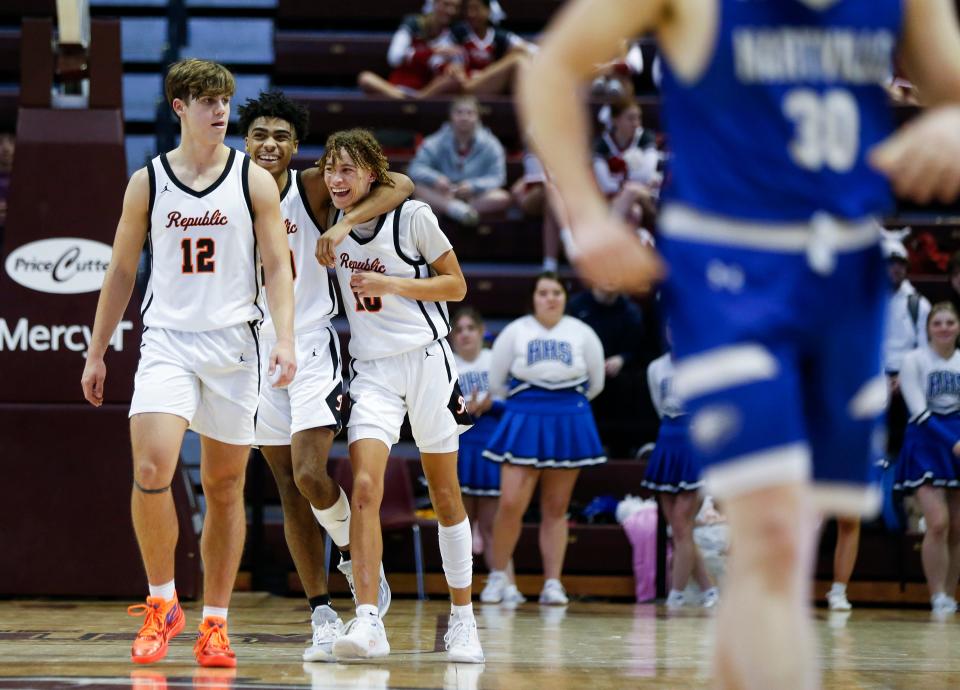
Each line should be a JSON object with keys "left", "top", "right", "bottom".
{"left": 467, "top": 135, "right": 507, "bottom": 193}
{"left": 898, "top": 351, "right": 928, "bottom": 419}
{"left": 407, "top": 137, "right": 444, "bottom": 187}
{"left": 583, "top": 324, "right": 606, "bottom": 400}
{"left": 387, "top": 25, "right": 415, "bottom": 67}
{"left": 410, "top": 205, "right": 454, "bottom": 263}
{"left": 593, "top": 156, "right": 621, "bottom": 195}
{"left": 488, "top": 324, "right": 516, "bottom": 399}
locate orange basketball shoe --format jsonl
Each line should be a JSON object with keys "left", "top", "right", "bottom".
{"left": 194, "top": 616, "right": 237, "bottom": 668}
{"left": 127, "top": 595, "right": 186, "bottom": 664}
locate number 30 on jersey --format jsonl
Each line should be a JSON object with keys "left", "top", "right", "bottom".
{"left": 783, "top": 88, "right": 859, "bottom": 173}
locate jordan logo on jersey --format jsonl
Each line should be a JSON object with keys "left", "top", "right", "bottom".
{"left": 160, "top": 183, "right": 172, "bottom": 195}
{"left": 284, "top": 218, "right": 299, "bottom": 235}
{"left": 165, "top": 209, "right": 229, "bottom": 231}
{"left": 339, "top": 253, "right": 388, "bottom": 274}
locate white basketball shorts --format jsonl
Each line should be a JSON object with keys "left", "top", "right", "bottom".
{"left": 129, "top": 322, "right": 261, "bottom": 445}
{"left": 255, "top": 325, "right": 344, "bottom": 446}
{"left": 347, "top": 339, "right": 473, "bottom": 451}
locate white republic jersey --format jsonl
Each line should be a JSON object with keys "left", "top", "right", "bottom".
{"left": 455, "top": 349, "right": 494, "bottom": 400}
{"left": 260, "top": 170, "right": 338, "bottom": 339}
{"left": 333, "top": 199, "right": 454, "bottom": 361}
{"left": 647, "top": 352, "right": 685, "bottom": 419}
{"left": 143, "top": 149, "right": 262, "bottom": 331}
{"left": 899, "top": 346, "right": 960, "bottom": 419}
{"left": 488, "top": 315, "right": 605, "bottom": 400}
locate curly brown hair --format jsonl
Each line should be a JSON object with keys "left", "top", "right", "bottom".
{"left": 164, "top": 58, "right": 236, "bottom": 108}
{"left": 319, "top": 129, "right": 393, "bottom": 187}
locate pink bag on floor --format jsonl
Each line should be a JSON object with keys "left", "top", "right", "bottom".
{"left": 622, "top": 502, "right": 658, "bottom": 602}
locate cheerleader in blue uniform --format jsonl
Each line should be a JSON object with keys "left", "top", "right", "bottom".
{"left": 641, "top": 350, "right": 718, "bottom": 609}
{"left": 894, "top": 302, "right": 960, "bottom": 614}
{"left": 483, "top": 273, "right": 606, "bottom": 605}
{"left": 449, "top": 307, "right": 525, "bottom": 604}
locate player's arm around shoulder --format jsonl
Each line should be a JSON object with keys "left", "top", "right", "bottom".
{"left": 313, "top": 170, "right": 415, "bottom": 267}
{"left": 249, "top": 162, "right": 297, "bottom": 386}
{"left": 80, "top": 168, "right": 150, "bottom": 407}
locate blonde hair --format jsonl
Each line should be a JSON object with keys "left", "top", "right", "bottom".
{"left": 164, "top": 58, "right": 236, "bottom": 108}
{"left": 319, "top": 129, "right": 393, "bottom": 187}
{"left": 927, "top": 301, "right": 960, "bottom": 333}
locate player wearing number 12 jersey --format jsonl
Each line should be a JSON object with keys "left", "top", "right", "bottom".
{"left": 521, "top": 0, "right": 960, "bottom": 688}
{"left": 318, "top": 129, "right": 483, "bottom": 664}
{"left": 82, "top": 59, "right": 297, "bottom": 668}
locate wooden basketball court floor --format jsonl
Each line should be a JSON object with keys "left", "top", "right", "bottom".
{"left": 1, "top": 593, "right": 959, "bottom": 689}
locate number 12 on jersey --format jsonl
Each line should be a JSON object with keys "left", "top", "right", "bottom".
{"left": 181, "top": 238, "right": 215, "bottom": 273}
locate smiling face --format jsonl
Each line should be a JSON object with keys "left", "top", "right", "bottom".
{"left": 533, "top": 276, "right": 566, "bottom": 323}
{"left": 245, "top": 116, "right": 298, "bottom": 179}
{"left": 175, "top": 92, "right": 230, "bottom": 145}
{"left": 928, "top": 306, "right": 960, "bottom": 351}
{"left": 452, "top": 314, "right": 484, "bottom": 358}
{"left": 323, "top": 148, "right": 376, "bottom": 210}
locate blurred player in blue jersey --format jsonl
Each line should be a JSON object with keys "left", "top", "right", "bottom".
{"left": 520, "top": 1, "right": 960, "bottom": 688}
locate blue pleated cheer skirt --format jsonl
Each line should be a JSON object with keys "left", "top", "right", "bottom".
{"left": 482, "top": 388, "right": 607, "bottom": 469}
{"left": 894, "top": 414, "right": 960, "bottom": 491}
{"left": 641, "top": 415, "right": 703, "bottom": 493}
{"left": 458, "top": 414, "right": 503, "bottom": 496}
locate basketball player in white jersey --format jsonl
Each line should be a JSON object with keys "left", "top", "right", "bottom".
{"left": 81, "top": 59, "right": 296, "bottom": 669}
{"left": 239, "top": 91, "right": 412, "bottom": 660}
{"left": 315, "top": 129, "right": 483, "bottom": 663}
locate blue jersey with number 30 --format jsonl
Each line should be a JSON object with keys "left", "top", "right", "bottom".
{"left": 660, "top": 0, "right": 903, "bottom": 222}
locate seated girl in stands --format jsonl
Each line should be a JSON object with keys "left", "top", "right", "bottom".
{"left": 894, "top": 302, "right": 960, "bottom": 615}
{"left": 449, "top": 307, "right": 525, "bottom": 605}
{"left": 641, "top": 335, "right": 719, "bottom": 609}
{"left": 483, "top": 273, "right": 606, "bottom": 606}
{"left": 592, "top": 99, "right": 660, "bottom": 228}
{"left": 451, "top": 0, "right": 536, "bottom": 96}
{"left": 357, "top": 0, "right": 466, "bottom": 100}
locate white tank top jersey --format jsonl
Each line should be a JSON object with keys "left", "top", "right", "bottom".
{"left": 488, "top": 315, "right": 605, "bottom": 400}
{"left": 142, "top": 149, "right": 263, "bottom": 331}
{"left": 899, "top": 346, "right": 960, "bottom": 419}
{"left": 647, "top": 352, "right": 685, "bottom": 419}
{"left": 455, "top": 349, "right": 494, "bottom": 400}
{"left": 260, "top": 170, "right": 338, "bottom": 338}
{"left": 332, "top": 200, "right": 454, "bottom": 361}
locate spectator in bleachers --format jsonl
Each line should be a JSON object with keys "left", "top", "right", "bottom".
{"left": 357, "top": 0, "right": 465, "bottom": 100}
{"left": 449, "top": 306, "right": 524, "bottom": 604}
{"left": 0, "top": 130, "right": 13, "bottom": 235}
{"left": 593, "top": 99, "right": 660, "bottom": 227}
{"left": 408, "top": 95, "right": 511, "bottom": 226}
{"left": 893, "top": 302, "right": 960, "bottom": 615}
{"left": 883, "top": 235, "right": 931, "bottom": 457}
{"left": 567, "top": 283, "right": 651, "bottom": 456}
{"left": 510, "top": 150, "right": 562, "bottom": 271}
{"left": 451, "top": 0, "right": 536, "bottom": 96}
{"left": 483, "top": 273, "right": 606, "bottom": 606}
